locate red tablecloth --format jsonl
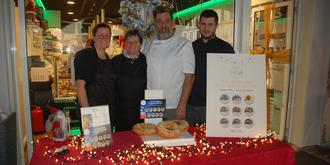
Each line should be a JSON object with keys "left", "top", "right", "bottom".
{"left": 30, "top": 128, "right": 296, "bottom": 165}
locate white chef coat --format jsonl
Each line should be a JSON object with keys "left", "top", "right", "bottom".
{"left": 143, "top": 35, "right": 195, "bottom": 109}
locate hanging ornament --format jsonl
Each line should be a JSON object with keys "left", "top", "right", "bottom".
{"left": 119, "top": 0, "right": 172, "bottom": 37}
{"left": 161, "top": 0, "right": 174, "bottom": 9}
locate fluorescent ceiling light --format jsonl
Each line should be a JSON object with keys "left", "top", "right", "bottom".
{"left": 67, "top": 12, "right": 74, "bottom": 15}
{"left": 173, "top": 0, "right": 233, "bottom": 20}
{"left": 35, "top": 0, "right": 46, "bottom": 10}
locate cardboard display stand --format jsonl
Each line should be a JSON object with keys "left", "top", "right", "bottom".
{"left": 80, "top": 105, "right": 113, "bottom": 149}
{"left": 206, "top": 53, "right": 267, "bottom": 138}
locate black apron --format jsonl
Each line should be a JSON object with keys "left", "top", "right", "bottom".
{"left": 84, "top": 53, "right": 116, "bottom": 127}
{"left": 85, "top": 55, "right": 114, "bottom": 106}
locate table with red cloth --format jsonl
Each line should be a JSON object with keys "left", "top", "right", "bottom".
{"left": 30, "top": 127, "right": 296, "bottom": 165}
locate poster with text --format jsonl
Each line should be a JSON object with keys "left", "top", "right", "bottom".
{"left": 206, "top": 53, "right": 266, "bottom": 138}
{"left": 80, "top": 105, "right": 113, "bottom": 149}
{"left": 140, "top": 99, "right": 166, "bottom": 119}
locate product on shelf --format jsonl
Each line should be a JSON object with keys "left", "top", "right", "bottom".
{"left": 58, "top": 79, "right": 76, "bottom": 97}
{"left": 43, "top": 31, "right": 62, "bottom": 57}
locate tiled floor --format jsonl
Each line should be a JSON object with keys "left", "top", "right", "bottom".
{"left": 296, "top": 151, "right": 329, "bottom": 165}
{"left": 295, "top": 145, "right": 330, "bottom": 165}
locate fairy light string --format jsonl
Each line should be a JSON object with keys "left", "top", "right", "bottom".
{"left": 36, "top": 125, "right": 276, "bottom": 164}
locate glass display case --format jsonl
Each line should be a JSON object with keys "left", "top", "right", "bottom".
{"left": 43, "top": 29, "right": 62, "bottom": 98}
{"left": 42, "top": 28, "right": 77, "bottom": 98}
{"left": 250, "top": 0, "right": 294, "bottom": 139}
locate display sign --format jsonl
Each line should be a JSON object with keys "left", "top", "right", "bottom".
{"left": 80, "top": 105, "right": 113, "bottom": 149}
{"left": 143, "top": 90, "right": 165, "bottom": 125}
{"left": 206, "top": 53, "right": 266, "bottom": 138}
{"left": 140, "top": 99, "right": 166, "bottom": 119}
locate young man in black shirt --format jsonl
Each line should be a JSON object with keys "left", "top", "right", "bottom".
{"left": 187, "top": 9, "right": 235, "bottom": 125}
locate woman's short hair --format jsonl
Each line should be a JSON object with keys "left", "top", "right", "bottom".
{"left": 92, "top": 23, "right": 111, "bottom": 37}
{"left": 124, "top": 29, "right": 143, "bottom": 45}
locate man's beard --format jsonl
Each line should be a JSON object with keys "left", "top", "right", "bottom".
{"left": 156, "top": 28, "right": 174, "bottom": 40}
{"left": 201, "top": 33, "right": 216, "bottom": 40}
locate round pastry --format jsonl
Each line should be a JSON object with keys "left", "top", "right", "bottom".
{"left": 244, "top": 107, "right": 254, "bottom": 116}
{"left": 157, "top": 121, "right": 181, "bottom": 138}
{"left": 220, "top": 94, "right": 230, "bottom": 104}
{"left": 232, "top": 118, "right": 242, "bottom": 128}
{"left": 132, "top": 123, "right": 157, "bottom": 136}
{"left": 232, "top": 106, "right": 242, "bottom": 116}
{"left": 219, "top": 118, "right": 229, "bottom": 128}
{"left": 219, "top": 106, "right": 230, "bottom": 116}
{"left": 173, "top": 120, "right": 189, "bottom": 132}
{"left": 232, "top": 94, "right": 242, "bottom": 104}
{"left": 244, "top": 95, "right": 254, "bottom": 105}
{"left": 244, "top": 118, "right": 254, "bottom": 129}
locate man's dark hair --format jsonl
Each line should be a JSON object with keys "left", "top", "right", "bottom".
{"left": 124, "top": 29, "right": 143, "bottom": 45}
{"left": 153, "top": 6, "right": 173, "bottom": 20}
{"left": 200, "top": 9, "right": 219, "bottom": 24}
{"left": 92, "top": 23, "right": 111, "bottom": 37}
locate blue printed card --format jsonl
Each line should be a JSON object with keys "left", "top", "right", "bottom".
{"left": 140, "top": 99, "right": 166, "bottom": 119}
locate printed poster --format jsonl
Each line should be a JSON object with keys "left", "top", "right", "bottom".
{"left": 140, "top": 99, "right": 166, "bottom": 119}
{"left": 206, "top": 53, "right": 266, "bottom": 138}
{"left": 80, "top": 105, "right": 113, "bottom": 149}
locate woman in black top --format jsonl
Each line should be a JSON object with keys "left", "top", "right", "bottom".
{"left": 111, "top": 30, "right": 147, "bottom": 131}
{"left": 74, "top": 23, "right": 115, "bottom": 123}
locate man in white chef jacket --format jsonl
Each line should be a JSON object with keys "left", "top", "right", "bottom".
{"left": 143, "top": 6, "right": 195, "bottom": 120}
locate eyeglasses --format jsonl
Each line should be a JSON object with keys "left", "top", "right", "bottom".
{"left": 95, "top": 33, "right": 111, "bottom": 39}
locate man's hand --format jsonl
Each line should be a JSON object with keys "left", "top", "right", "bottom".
{"left": 176, "top": 73, "right": 194, "bottom": 120}
{"left": 176, "top": 103, "right": 187, "bottom": 120}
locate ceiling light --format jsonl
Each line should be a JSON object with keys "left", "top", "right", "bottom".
{"left": 67, "top": 12, "right": 74, "bottom": 15}
{"left": 67, "top": 1, "right": 75, "bottom": 5}
{"left": 108, "top": 21, "right": 112, "bottom": 24}
{"left": 73, "top": 19, "right": 78, "bottom": 21}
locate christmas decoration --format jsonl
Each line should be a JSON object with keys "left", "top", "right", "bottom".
{"left": 45, "top": 106, "right": 71, "bottom": 155}
{"left": 119, "top": 0, "right": 174, "bottom": 37}
{"left": 36, "top": 125, "right": 277, "bottom": 164}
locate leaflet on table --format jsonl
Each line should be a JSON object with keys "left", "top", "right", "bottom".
{"left": 140, "top": 99, "right": 166, "bottom": 119}
{"left": 206, "top": 53, "right": 267, "bottom": 138}
{"left": 80, "top": 105, "right": 113, "bottom": 149}
{"left": 141, "top": 90, "right": 165, "bottom": 125}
